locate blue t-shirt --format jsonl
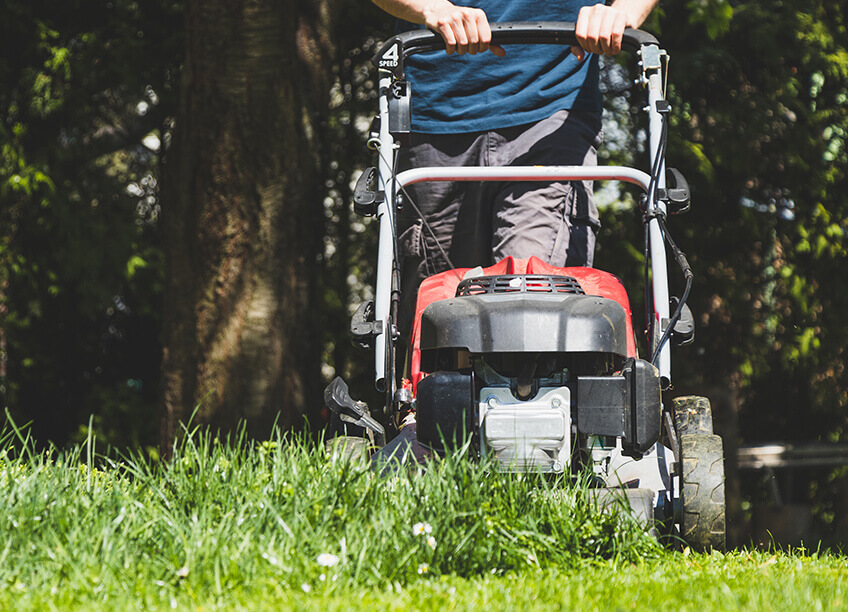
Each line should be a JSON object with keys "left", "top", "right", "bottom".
{"left": 403, "top": 1, "right": 601, "bottom": 133}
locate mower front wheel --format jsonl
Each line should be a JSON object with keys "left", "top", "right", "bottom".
{"left": 324, "top": 436, "right": 371, "bottom": 461}
{"left": 679, "top": 433, "right": 726, "bottom": 551}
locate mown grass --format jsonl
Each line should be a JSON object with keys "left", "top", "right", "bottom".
{"left": 279, "top": 552, "right": 848, "bottom": 611}
{"left": 1, "top": 421, "right": 846, "bottom": 610}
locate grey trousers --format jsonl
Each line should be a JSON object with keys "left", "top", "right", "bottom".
{"left": 397, "top": 109, "right": 603, "bottom": 335}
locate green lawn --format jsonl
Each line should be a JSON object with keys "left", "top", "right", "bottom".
{"left": 1, "top": 422, "right": 845, "bottom": 610}
{"left": 6, "top": 552, "right": 847, "bottom": 610}
{"left": 273, "top": 554, "right": 848, "bottom": 611}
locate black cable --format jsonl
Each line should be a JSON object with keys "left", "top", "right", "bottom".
{"left": 397, "top": 182, "right": 459, "bottom": 275}
{"left": 651, "top": 213, "right": 693, "bottom": 367}
{"left": 376, "top": 146, "right": 458, "bottom": 274}
{"left": 644, "top": 105, "right": 668, "bottom": 358}
{"left": 372, "top": 143, "right": 461, "bottom": 410}
{"left": 644, "top": 219, "right": 652, "bottom": 347}
{"left": 386, "top": 148, "right": 399, "bottom": 258}
{"left": 642, "top": 104, "right": 695, "bottom": 367}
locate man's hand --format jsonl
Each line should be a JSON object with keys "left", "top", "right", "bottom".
{"left": 422, "top": 1, "right": 506, "bottom": 56}
{"left": 570, "top": 1, "right": 658, "bottom": 60}
{"left": 374, "top": 0, "right": 656, "bottom": 59}
{"left": 372, "top": 0, "right": 505, "bottom": 56}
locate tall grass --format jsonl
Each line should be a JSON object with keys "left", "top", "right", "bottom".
{"left": 0, "top": 420, "right": 659, "bottom": 607}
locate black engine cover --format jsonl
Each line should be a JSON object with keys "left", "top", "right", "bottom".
{"left": 420, "top": 294, "right": 629, "bottom": 357}
{"left": 416, "top": 370, "right": 474, "bottom": 450}
{"left": 576, "top": 358, "right": 662, "bottom": 457}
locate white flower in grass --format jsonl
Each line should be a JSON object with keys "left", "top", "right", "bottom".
{"left": 301, "top": 583, "right": 311, "bottom": 593}
{"left": 417, "top": 563, "right": 429, "bottom": 574}
{"left": 412, "top": 522, "right": 433, "bottom": 536}
{"left": 426, "top": 535, "right": 437, "bottom": 550}
{"left": 316, "top": 553, "right": 340, "bottom": 567}
{"left": 176, "top": 566, "right": 189, "bottom": 578}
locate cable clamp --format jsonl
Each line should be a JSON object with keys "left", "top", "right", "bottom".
{"left": 641, "top": 206, "right": 667, "bottom": 225}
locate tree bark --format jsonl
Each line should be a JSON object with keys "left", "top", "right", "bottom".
{"left": 160, "top": 0, "right": 332, "bottom": 453}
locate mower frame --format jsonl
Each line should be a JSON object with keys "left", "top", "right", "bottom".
{"left": 370, "top": 23, "right": 672, "bottom": 397}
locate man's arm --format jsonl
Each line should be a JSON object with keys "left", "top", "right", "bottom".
{"left": 370, "top": 0, "right": 658, "bottom": 58}
{"left": 371, "top": 0, "right": 505, "bottom": 55}
{"left": 572, "top": 0, "right": 660, "bottom": 60}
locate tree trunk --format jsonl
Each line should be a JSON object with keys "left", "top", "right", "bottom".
{"left": 160, "top": 0, "right": 332, "bottom": 452}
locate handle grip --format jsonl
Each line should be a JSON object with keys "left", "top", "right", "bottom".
{"left": 373, "top": 21, "right": 660, "bottom": 75}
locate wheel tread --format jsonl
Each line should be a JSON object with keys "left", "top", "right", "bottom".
{"left": 679, "top": 433, "right": 726, "bottom": 551}
{"left": 673, "top": 396, "right": 714, "bottom": 436}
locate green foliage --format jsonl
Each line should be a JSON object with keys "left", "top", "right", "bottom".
{"left": 317, "top": 8, "right": 393, "bottom": 407}
{"left": 0, "top": 0, "right": 182, "bottom": 446}
{"left": 646, "top": 1, "right": 848, "bottom": 442}
{"left": 686, "top": 0, "right": 734, "bottom": 40}
{"left": 592, "top": 1, "right": 848, "bottom": 532}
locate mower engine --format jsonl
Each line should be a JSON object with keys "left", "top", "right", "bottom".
{"left": 414, "top": 269, "right": 662, "bottom": 475}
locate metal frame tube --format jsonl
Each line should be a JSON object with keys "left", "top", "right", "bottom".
{"left": 372, "top": 50, "right": 674, "bottom": 389}
{"left": 646, "top": 71, "right": 671, "bottom": 384}
{"left": 373, "top": 73, "right": 394, "bottom": 388}
{"left": 395, "top": 166, "right": 652, "bottom": 192}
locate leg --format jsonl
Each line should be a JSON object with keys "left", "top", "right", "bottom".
{"left": 490, "top": 110, "right": 602, "bottom": 267}
{"left": 396, "top": 131, "right": 490, "bottom": 338}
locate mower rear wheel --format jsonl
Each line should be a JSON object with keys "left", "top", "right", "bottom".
{"left": 673, "top": 395, "right": 714, "bottom": 436}
{"left": 679, "top": 433, "right": 726, "bottom": 551}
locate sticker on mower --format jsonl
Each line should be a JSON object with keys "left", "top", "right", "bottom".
{"left": 378, "top": 43, "right": 400, "bottom": 69}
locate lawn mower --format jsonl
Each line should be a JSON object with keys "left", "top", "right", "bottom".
{"left": 325, "top": 22, "right": 726, "bottom": 551}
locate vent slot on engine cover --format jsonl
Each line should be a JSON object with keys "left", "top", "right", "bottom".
{"left": 456, "top": 275, "right": 585, "bottom": 297}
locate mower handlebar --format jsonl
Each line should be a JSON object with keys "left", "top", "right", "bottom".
{"left": 373, "top": 22, "right": 660, "bottom": 75}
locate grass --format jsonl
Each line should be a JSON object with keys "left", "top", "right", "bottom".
{"left": 277, "top": 553, "right": 848, "bottom": 611}
{"left": 1, "top": 421, "right": 846, "bottom": 610}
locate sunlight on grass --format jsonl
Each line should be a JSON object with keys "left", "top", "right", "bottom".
{"left": 0, "top": 421, "right": 846, "bottom": 610}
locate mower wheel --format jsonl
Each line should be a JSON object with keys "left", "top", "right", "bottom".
{"left": 679, "top": 433, "right": 726, "bottom": 551}
{"left": 673, "top": 395, "right": 714, "bottom": 436}
{"left": 324, "top": 436, "right": 371, "bottom": 461}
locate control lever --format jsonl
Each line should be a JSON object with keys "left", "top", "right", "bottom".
{"left": 658, "top": 167, "right": 691, "bottom": 214}
{"left": 353, "top": 167, "right": 383, "bottom": 216}
{"left": 669, "top": 297, "right": 695, "bottom": 346}
{"left": 323, "top": 377, "right": 386, "bottom": 446}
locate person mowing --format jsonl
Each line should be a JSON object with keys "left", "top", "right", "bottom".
{"left": 373, "top": 0, "right": 658, "bottom": 334}
{"left": 370, "top": 0, "right": 659, "bottom": 463}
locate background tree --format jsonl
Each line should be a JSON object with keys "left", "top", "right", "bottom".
{"left": 0, "top": 0, "right": 389, "bottom": 451}
{"left": 158, "top": 0, "right": 334, "bottom": 449}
